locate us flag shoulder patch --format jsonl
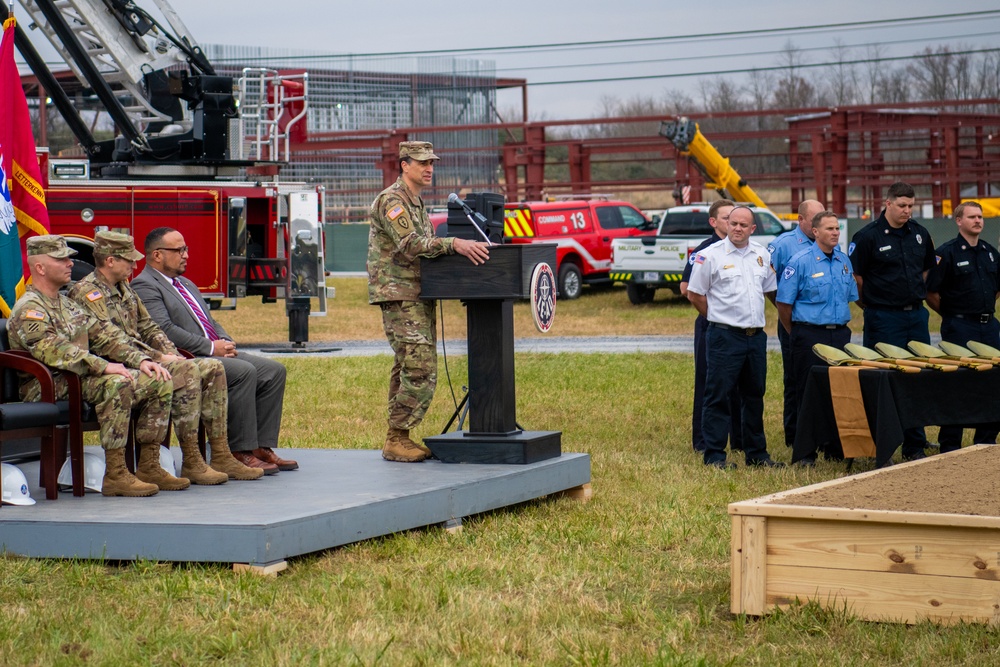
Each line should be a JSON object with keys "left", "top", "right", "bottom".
{"left": 86, "top": 290, "right": 104, "bottom": 302}
{"left": 24, "top": 310, "right": 46, "bottom": 321}
{"left": 388, "top": 205, "right": 404, "bottom": 221}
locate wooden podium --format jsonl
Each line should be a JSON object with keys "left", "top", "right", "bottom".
{"left": 420, "top": 243, "right": 561, "bottom": 464}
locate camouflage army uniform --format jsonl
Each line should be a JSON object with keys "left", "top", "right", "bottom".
{"left": 367, "top": 175, "right": 457, "bottom": 430}
{"left": 6, "top": 287, "right": 172, "bottom": 450}
{"left": 68, "top": 272, "right": 228, "bottom": 446}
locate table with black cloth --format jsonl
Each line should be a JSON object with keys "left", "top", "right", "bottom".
{"left": 792, "top": 365, "right": 1000, "bottom": 467}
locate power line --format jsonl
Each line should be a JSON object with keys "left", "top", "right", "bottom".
{"left": 208, "top": 10, "right": 1000, "bottom": 63}
{"left": 522, "top": 46, "right": 1000, "bottom": 88}
{"left": 491, "top": 30, "right": 1000, "bottom": 76}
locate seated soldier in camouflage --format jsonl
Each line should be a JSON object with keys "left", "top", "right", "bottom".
{"left": 6, "top": 236, "right": 174, "bottom": 497}
{"left": 68, "top": 231, "right": 262, "bottom": 484}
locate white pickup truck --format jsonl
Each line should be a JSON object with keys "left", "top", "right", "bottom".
{"left": 611, "top": 205, "right": 786, "bottom": 304}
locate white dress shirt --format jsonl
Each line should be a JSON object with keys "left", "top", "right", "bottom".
{"left": 686, "top": 237, "right": 777, "bottom": 328}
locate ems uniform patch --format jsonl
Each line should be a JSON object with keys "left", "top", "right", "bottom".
{"left": 848, "top": 242, "right": 856, "bottom": 255}
{"left": 757, "top": 256, "right": 764, "bottom": 267}
{"left": 935, "top": 254, "right": 942, "bottom": 265}
{"left": 782, "top": 266, "right": 795, "bottom": 280}
{"left": 86, "top": 290, "right": 103, "bottom": 302}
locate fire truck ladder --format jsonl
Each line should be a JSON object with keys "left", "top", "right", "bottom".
{"left": 237, "top": 68, "right": 309, "bottom": 164}
{"left": 20, "top": 0, "right": 211, "bottom": 152}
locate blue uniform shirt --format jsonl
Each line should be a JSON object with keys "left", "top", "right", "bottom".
{"left": 768, "top": 226, "right": 812, "bottom": 278}
{"left": 777, "top": 242, "right": 859, "bottom": 325}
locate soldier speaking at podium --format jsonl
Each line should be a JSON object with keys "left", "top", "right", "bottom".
{"left": 367, "top": 141, "right": 490, "bottom": 463}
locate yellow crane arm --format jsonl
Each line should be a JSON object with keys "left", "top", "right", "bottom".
{"left": 659, "top": 117, "right": 767, "bottom": 209}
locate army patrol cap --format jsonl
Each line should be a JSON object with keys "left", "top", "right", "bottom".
{"left": 26, "top": 235, "right": 78, "bottom": 258}
{"left": 399, "top": 141, "right": 440, "bottom": 161}
{"left": 94, "top": 231, "right": 144, "bottom": 261}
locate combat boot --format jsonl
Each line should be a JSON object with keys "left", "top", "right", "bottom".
{"left": 135, "top": 443, "right": 191, "bottom": 490}
{"left": 208, "top": 439, "right": 264, "bottom": 480}
{"left": 382, "top": 427, "right": 430, "bottom": 462}
{"left": 180, "top": 441, "right": 228, "bottom": 485}
{"left": 102, "top": 447, "right": 158, "bottom": 497}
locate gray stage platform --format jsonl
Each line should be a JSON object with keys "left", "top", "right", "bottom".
{"left": 0, "top": 448, "right": 591, "bottom": 568}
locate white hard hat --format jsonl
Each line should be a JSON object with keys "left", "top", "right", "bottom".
{"left": 158, "top": 446, "right": 179, "bottom": 476}
{"left": 58, "top": 452, "right": 105, "bottom": 493}
{"left": 1, "top": 463, "right": 36, "bottom": 506}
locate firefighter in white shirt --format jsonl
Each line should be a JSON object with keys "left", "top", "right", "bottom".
{"left": 687, "top": 206, "right": 783, "bottom": 470}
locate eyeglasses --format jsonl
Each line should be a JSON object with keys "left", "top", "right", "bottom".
{"left": 154, "top": 246, "right": 189, "bottom": 254}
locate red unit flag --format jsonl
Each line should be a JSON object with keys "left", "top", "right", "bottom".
{"left": 1, "top": 14, "right": 50, "bottom": 316}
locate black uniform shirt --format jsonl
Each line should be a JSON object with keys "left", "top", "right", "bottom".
{"left": 849, "top": 212, "right": 936, "bottom": 308}
{"left": 681, "top": 234, "right": 723, "bottom": 283}
{"left": 925, "top": 233, "right": 1000, "bottom": 316}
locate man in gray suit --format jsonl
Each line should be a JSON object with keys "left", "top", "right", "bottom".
{"left": 131, "top": 227, "right": 297, "bottom": 475}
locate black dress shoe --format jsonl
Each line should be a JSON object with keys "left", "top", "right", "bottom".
{"left": 747, "top": 457, "right": 786, "bottom": 468}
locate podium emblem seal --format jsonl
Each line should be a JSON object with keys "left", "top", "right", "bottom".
{"left": 530, "top": 262, "right": 556, "bottom": 333}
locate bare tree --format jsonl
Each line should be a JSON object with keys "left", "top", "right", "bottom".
{"left": 744, "top": 69, "right": 774, "bottom": 121}
{"left": 861, "top": 44, "right": 887, "bottom": 104}
{"left": 826, "top": 39, "right": 858, "bottom": 105}
{"left": 908, "top": 46, "right": 956, "bottom": 101}
{"left": 773, "top": 41, "right": 815, "bottom": 108}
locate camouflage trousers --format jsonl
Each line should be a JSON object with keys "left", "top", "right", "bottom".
{"left": 381, "top": 300, "right": 437, "bottom": 430}
{"left": 163, "top": 357, "right": 228, "bottom": 444}
{"left": 23, "top": 370, "right": 173, "bottom": 450}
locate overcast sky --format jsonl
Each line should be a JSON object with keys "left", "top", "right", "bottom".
{"left": 16, "top": 0, "right": 1000, "bottom": 119}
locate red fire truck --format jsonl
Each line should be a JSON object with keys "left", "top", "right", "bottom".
{"left": 17, "top": 0, "right": 327, "bottom": 343}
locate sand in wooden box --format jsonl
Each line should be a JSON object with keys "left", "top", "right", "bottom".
{"left": 730, "top": 446, "right": 1000, "bottom": 625}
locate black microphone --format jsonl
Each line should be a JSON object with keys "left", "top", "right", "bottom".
{"left": 448, "top": 193, "right": 493, "bottom": 245}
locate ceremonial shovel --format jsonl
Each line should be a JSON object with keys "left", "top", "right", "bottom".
{"left": 874, "top": 342, "right": 991, "bottom": 371}
{"left": 967, "top": 340, "right": 1000, "bottom": 360}
{"left": 938, "top": 340, "right": 1000, "bottom": 364}
{"left": 907, "top": 340, "right": 995, "bottom": 370}
{"left": 812, "top": 344, "right": 920, "bottom": 372}
{"left": 844, "top": 343, "right": 956, "bottom": 371}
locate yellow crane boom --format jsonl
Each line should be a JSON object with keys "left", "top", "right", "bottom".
{"left": 659, "top": 117, "right": 767, "bottom": 209}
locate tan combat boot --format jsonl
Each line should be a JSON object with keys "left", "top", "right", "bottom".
{"left": 208, "top": 439, "right": 264, "bottom": 480}
{"left": 135, "top": 443, "right": 191, "bottom": 491}
{"left": 180, "top": 441, "right": 228, "bottom": 485}
{"left": 382, "top": 427, "right": 430, "bottom": 462}
{"left": 102, "top": 447, "right": 159, "bottom": 497}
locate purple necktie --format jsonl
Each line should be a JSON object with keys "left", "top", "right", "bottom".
{"left": 173, "top": 278, "right": 220, "bottom": 341}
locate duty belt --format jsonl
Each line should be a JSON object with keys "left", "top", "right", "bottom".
{"left": 952, "top": 313, "right": 995, "bottom": 324}
{"left": 709, "top": 322, "right": 763, "bottom": 336}
{"left": 868, "top": 303, "right": 921, "bottom": 311}
{"left": 793, "top": 322, "right": 847, "bottom": 330}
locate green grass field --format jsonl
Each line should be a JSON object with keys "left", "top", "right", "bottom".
{"left": 2, "top": 280, "right": 984, "bottom": 667}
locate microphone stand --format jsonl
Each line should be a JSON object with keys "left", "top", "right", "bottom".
{"left": 459, "top": 208, "right": 494, "bottom": 246}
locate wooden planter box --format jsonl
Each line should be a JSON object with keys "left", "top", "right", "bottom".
{"left": 730, "top": 446, "right": 1000, "bottom": 625}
